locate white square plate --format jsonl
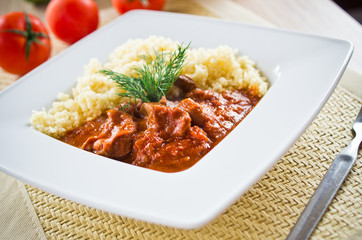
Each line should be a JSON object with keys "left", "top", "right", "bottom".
{"left": 0, "top": 10, "right": 353, "bottom": 228}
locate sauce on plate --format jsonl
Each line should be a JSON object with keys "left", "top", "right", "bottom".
{"left": 61, "top": 76, "right": 260, "bottom": 172}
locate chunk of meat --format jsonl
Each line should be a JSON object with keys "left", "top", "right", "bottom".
{"left": 132, "top": 103, "right": 211, "bottom": 172}
{"left": 166, "top": 75, "right": 197, "bottom": 100}
{"left": 179, "top": 89, "right": 255, "bottom": 140}
{"left": 174, "top": 75, "right": 197, "bottom": 92}
{"left": 139, "top": 102, "right": 191, "bottom": 139}
{"left": 62, "top": 108, "right": 137, "bottom": 159}
{"left": 178, "top": 97, "right": 227, "bottom": 140}
{"left": 132, "top": 126, "right": 210, "bottom": 172}
{"left": 61, "top": 115, "right": 107, "bottom": 148}
{"left": 83, "top": 109, "right": 137, "bottom": 158}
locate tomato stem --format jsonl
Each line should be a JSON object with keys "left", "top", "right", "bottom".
{"left": 127, "top": 0, "right": 149, "bottom": 7}
{"left": 140, "top": 0, "right": 149, "bottom": 6}
{"left": 1, "top": 12, "right": 49, "bottom": 61}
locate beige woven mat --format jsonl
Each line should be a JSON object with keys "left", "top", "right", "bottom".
{"left": 1, "top": 1, "right": 361, "bottom": 239}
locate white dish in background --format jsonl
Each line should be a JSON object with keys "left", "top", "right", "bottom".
{"left": 0, "top": 10, "right": 353, "bottom": 228}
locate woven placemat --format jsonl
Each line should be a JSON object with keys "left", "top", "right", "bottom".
{"left": 24, "top": 86, "right": 362, "bottom": 240}
{"left": 1, "top": 1, "right": 361, "bottom": 239}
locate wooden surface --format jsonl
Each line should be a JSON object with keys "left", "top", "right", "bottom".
{"left": 1, "top": 0, "right": 361, "bottom": 76}
{"left": 235, "top": 0, "right": 362, "bottom": 75}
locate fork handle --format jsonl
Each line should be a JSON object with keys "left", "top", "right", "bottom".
{"left": 286, "top": 136, "right": 361, "bottom": 240}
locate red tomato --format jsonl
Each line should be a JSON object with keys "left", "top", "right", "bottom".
{"left": 46, "top": 0, "right": 99, "bottom": 44}
{"left": 111, "top": 0, "right": 166, "bottom": 14}
{"left": 0, "top": 12, "right": 51, "bottom": 75}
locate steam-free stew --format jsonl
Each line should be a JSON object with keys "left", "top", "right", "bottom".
{"left": 61, "top": 76, "right": 260, "bottom": 172}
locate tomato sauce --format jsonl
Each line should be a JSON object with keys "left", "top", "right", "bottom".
{"left": 61, "top": 76, "right": 260, "bottom": 172}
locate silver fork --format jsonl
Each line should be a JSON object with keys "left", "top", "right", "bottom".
{"left": 286, "top": 106, "right": 362, "bottom": 240}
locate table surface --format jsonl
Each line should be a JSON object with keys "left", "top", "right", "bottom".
{"left": 1, "top": 0, "right": 362, "bottom": 76}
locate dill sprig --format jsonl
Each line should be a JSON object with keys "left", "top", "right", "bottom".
{"left": 100, "top": 43, "right": 190, "bottom": 105}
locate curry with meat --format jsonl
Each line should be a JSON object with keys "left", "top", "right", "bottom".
{"left": 61, "top": 76, "right": 260, "bottom": 172}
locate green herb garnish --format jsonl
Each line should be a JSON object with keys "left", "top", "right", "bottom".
{"left": 100, "top": 43, "right": 190, "bottom": 105}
